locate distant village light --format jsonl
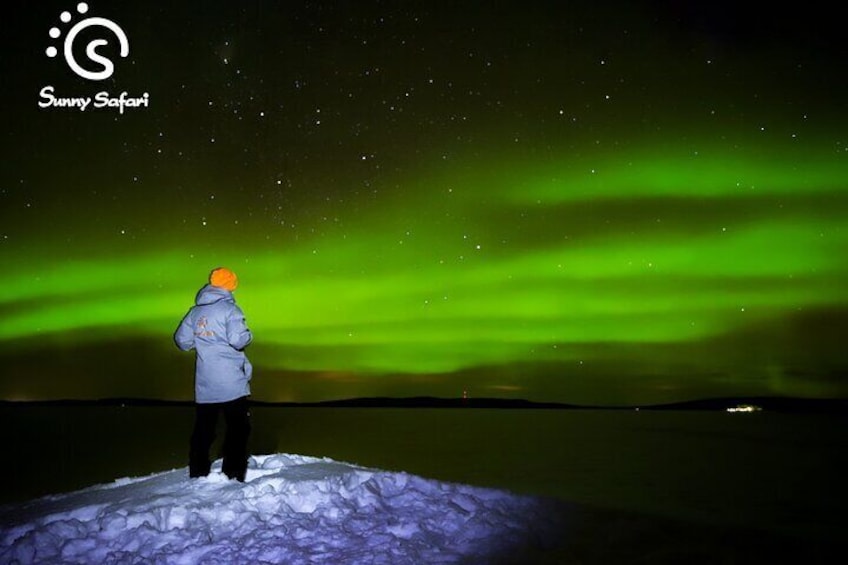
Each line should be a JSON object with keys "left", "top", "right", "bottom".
{"left": 726, "top": 404, "right": 762, "bottom": 413}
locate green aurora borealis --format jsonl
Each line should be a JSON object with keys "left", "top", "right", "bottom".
{"left": 2, "top": 1, "right": 847, "bottom": 403}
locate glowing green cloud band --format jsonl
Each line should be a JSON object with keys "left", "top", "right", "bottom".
{"left": 2, "top": 145, "right": 846, "bottom": 377}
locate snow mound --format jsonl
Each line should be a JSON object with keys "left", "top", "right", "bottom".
{"left": 0, "top": 454, "right": 567, "bottom": 564}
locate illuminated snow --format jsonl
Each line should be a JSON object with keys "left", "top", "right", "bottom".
{"left": 0, "top": 454, "right": 564, "bottom": 564}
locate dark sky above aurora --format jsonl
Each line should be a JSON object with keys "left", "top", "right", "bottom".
{"left": 1, "top": 1, "right": 847, "bottom": 404}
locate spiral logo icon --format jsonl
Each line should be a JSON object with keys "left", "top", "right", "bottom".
{"left": 46, "top": 3, "right": 129, "bottom": 81}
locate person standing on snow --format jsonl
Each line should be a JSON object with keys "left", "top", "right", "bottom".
{"left": 174, "top": 267, "right": 253, "bottom": 482}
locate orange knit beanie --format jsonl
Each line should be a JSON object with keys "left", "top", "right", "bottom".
{"left": 209, "top": 267, "right": 238, "bottom": 291}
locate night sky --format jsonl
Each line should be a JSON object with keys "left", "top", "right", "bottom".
{"left": 2, "top": 1, "right": 847, "bottom": 405}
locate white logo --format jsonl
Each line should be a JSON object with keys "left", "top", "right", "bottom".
{"left": 39, "top": 2, "right": 148, "bottom": 114}
{"left": 45, "top": 2, "right": 129, "bottom": 81}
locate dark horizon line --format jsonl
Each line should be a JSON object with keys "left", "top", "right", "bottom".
{"left": 1, "top": 395, "right": 847, "bottom": 413}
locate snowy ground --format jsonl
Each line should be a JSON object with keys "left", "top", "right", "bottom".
{"left": 0, "top": 454, "right": 567, "bottom": 564}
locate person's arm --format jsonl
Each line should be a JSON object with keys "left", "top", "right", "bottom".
{"left": 227, "top": 306, "right": 253, "bottom": 351}
{"left": 174, "top": 310, "right": 196, "bottom": 351}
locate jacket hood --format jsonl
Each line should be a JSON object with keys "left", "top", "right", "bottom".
{"left": 195, "top": 284, "right": 234, "bottom": 306}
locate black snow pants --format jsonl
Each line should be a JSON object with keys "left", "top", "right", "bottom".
{"left": 189, "top": 396, "right": 251, "bottom": 481}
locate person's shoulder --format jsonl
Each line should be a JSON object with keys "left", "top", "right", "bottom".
{"left": 214, "top": 295, "right": 239, "bottom": 310}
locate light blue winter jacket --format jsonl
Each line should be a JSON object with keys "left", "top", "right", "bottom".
{"left": 174, "top": 284, "right": 253, "bottom": 403}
